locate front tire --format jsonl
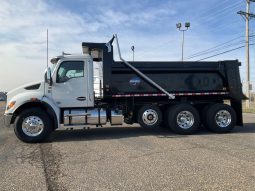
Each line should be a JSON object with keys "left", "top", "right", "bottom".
{"left": 137, "top": 105, "right": 162, "bottom": 129}
{"left": 14, "top": 108, "right": 53, "bottom": 143}
{"left": 166, "top": 104, "right": 200, "bottom": 135}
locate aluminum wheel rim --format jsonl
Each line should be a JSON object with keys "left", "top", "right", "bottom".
{"left": 215, "top": 110, "right": 231, "bottom": 128}
{"left": 22, "top": 116, "right": 44, "bottom": 137}
{"left": 177, "top": 111, "right": 194, "bottom": 129}
{"left": 142, "top": 109, "right": 158, "bottom": 126}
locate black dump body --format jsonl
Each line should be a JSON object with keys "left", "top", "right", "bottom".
{"left": 82, "top": 40, "right": 245, "bottom": 101}
{"left": 111, "top": 60, "right": 244, "bottom": 100}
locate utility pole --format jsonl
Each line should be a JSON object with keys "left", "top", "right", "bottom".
{"left": 237, "top": 0, "right": 255, "bottom": 108}
{"left": 238, "top": 0, "right": 255, "bottom": 108}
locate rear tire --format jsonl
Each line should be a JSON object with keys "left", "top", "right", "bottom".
{"left": 201, "top": 103, "right": 213, "bottom": 128}
{"left": 14, "top": 108, "right": 53, "bottom": 143}
{"left": 137, "top": 105, "right": 162, "bottom": 129}
{"left": 166, "top": 104, "right": 200, "bottom": 135}
{"left": 204, "top": 103, "right": 236, "bottom": 133}
{"left": 159, "top": 106, "right": 169, "bottom": 129}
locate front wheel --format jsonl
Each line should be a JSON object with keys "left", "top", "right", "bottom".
{"left": 14, "top": 108, "right": 53, "bottom": 143}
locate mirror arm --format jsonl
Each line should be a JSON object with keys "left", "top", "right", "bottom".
{"left": 49, "top": 77, "right": 53, "bottom": 86}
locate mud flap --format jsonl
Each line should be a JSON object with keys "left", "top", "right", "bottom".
{"left": 231, "top": 99, "right": 243, "bottom": 126}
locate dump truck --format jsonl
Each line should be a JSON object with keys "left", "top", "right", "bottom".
{"left": 4, "top": 35, "right": 246, "bottom": 142}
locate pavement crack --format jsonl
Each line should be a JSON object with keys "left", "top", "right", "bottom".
{"left": 39, "top": 144, "right": 67, "bottom": 191}
{"left": 39, "top": 144, "right": 50, "bottom": 191}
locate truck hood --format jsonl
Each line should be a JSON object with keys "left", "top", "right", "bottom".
{"left": 7, "top": 81, "right": 44, "bottom": 103}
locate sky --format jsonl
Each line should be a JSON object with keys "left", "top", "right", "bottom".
{"left": 0, "top": 0, "right": 255, "bottom": 91}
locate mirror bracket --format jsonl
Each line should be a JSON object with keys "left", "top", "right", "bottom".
{"left": 46, "top": 67, "right": 53, "bottom": 86}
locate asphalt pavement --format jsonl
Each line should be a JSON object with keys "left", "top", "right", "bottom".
{"left": 0, "top": 103, "right": 255, "bottom": 191}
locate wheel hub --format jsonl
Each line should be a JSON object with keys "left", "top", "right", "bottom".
{"left": 177, "top": 111, "right": 194, "bottom": 129}
{"left": 215, "top": 110, "right": 231, "bottom": 128}
{"left": 142, "top": 109, "right": 158, "bottom": 125}
{"left": 22, "top": 116, "right": 44, "bottom": 137}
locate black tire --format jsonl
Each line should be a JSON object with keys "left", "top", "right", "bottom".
{"left": 204, "top": 104, "right": 236, "bottom": 133}
{"left": 160, "top": 119, "right": 169, "bottom": 129}
{"left": 14, "top": 108, "right": 53, "bottom": 143}
{"left": 201, "top": 103, "right": 214, "bottom": 128}
{"left": 137, "top": 105, "right": 162, "bottom": 129}
{"left": 158, "top": 105, "right": 169, "bottom": 129}
{"left": 166, "top": 104, "right": 200, "bottom": 135}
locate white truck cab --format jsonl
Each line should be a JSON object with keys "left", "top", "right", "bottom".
{"left": 4, "top": 53, "right": 118, "bottom": 142}
{"left": 49, "top": 54, "right": 94, "bottom": 108}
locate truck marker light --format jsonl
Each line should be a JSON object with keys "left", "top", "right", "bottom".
{"left": 7, "top": 101, "right": 16, "bottom": 110}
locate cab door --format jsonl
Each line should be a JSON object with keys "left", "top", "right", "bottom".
{"left": 51, "top": 60, "right": 89, "bottom": 108}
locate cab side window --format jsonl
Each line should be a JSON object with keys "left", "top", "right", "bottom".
{"left": 56, "top": 61, "right": 84, "bottom": 83}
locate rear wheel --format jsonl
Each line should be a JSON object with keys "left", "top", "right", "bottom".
{"left": 137, "top": 105, "right": 162, "bottom": 129}
{"left": 14, "top": 108, "right": 53, "bottom": 143}
{"left": 166, "top": 104, "right": 200, "bottom": 134}
{"left": 205, "top": 103, "right": 236, "bottom": 133}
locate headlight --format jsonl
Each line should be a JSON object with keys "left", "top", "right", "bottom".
{"left": 6, "top": 101, "right": 16, "bottom": 110}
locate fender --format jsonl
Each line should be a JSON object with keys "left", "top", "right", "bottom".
{"left": 42, "top": 95, "right": 60, "bottom": 129}
{"left": 6, "top": 92, "right": 60, "bottom": 129}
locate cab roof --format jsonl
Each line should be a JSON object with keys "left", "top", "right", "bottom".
{"left": 50, "top": 54, "right": 91, "bottom": 64}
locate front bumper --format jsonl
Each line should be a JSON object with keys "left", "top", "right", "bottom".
{"left": 4, "top": 113, "right": 13, "bottom": 127}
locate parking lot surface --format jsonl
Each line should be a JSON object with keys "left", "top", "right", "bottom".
{"left": 0, "top": 102, "right": 255, "bottom": 191}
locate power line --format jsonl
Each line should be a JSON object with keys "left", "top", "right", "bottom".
{"left": 197, "top": 1, "right": 243, "bottom": 23}
{"left": 185, "top": 35, "right": 244, "bottom": 59}
{"left": 193, "top": 3, "right": 243, "bottom": 36}
{"left": 203, "top": 2, "right": 243, "bottom": 22}
{"left": 187, "top": 40, "right": 246, "bottom": 60}
{"left": 137, "top": 1, "right": 248, "bottom": 60}
{"left": 206, "top": 18, "right": 242, "bottom": 34}
{"left": 147, "top": 0, "right": 245, "bottom": 53}
{"left": 196, "top": 0, "right": 239, "bottom": 20}
{"left": 196, "top": 42, "right": 255, "bottom": 61}
{"left": 190, "top": 1, "right": 243, "bottom": 38}
{"left": 196, "top": 45, "right": 245, "bottom": 61}
{"left": 147, "top": 2, "right": 245, "bottom": 58}
{"left": 186, "top": 33, "right": 255, "bottom": 60}
{"left": 187, "top": 38, "right": 255, "bottom": 60}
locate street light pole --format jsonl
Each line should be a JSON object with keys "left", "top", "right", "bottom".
{"left": 131, "top": 46, "right": 135, "bottom": 62}
{"left": 181, "top": 30, "right": 185, "bottom": 61}
{"left": 176, "top": 22, "right": 190, "bottom": 62}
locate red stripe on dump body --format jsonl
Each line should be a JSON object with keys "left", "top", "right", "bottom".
{"left": 112, "top": 92, "right": 229, "bottom": 98}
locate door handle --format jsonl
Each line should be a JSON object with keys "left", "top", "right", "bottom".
{"left": 76, "top": 97, "right": 86, "bottom": 101}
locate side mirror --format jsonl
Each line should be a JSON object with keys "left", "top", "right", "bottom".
{"left": 45, "top": 67, "right": 53, "bottom": 86}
